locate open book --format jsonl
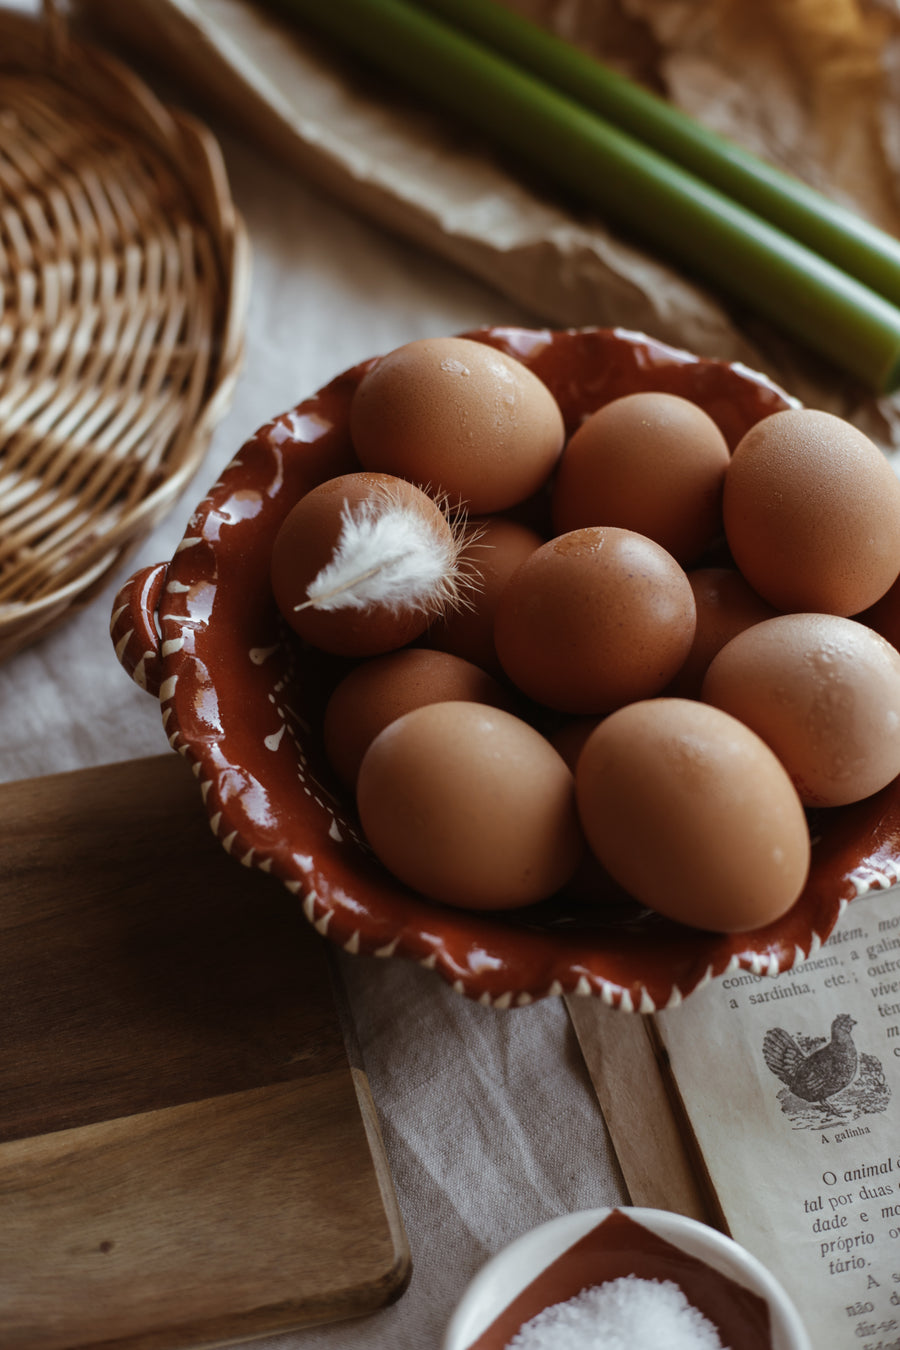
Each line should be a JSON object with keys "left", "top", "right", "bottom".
{"left": 568, "top": 886, "right": 900, "bottom": 1350}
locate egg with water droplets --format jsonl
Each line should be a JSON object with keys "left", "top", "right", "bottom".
{"left": 576, "top": 698, "right": 810, "bottom": 932}
{"left": 349, "top": 336, "right": 565, "bottom": 513}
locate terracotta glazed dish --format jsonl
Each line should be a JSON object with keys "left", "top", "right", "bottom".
{"left": 110, "top": 327, "right": 900, "bottom": 1010}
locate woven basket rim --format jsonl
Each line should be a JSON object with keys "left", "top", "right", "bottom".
{"left": 0, "top": 3, "right": 250, "bottom": 660}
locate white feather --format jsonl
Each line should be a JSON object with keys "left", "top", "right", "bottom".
{"left": 299, "top": 490, "right": 461, "bottom": 615}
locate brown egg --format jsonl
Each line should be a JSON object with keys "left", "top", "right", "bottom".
{"left": 723, "top": 409, "right": 900, "bottom": 615}
{"left": 551, "top": 392, "right": 730, "bottom": 563}
{"left": 270, "top": 472, "right": 458, "bottom": 657}
{"left": 575, "top": 698, "right": 810, "bottom": 932}
{"left": 356, "top": 702, "right": 585, "bottom": 909}
{"left": 424, "top": 515, "right": 544, "bottom": 675}
{"left": 323, "top": 648, "right": 515, "bottom": 789}
{"left": 349, "top": 336, "right": 565, "bottom": 513}
{"left": 667, "top": 567, "right": 780, "bottom": 698}
{"left": 493, "top": 527, "right": 696, "bottom": 714}
{"left": 701, "top": 612, "right": 900, "bottom": 807}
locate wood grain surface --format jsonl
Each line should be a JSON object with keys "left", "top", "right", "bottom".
{"left": 565, "top": 994, "right": 725, "bottom": 1231}
{"left": 0, "top": 754, "right": 410, "bottom": 1350}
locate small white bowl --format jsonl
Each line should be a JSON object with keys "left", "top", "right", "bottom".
{"left": 443, "top": 1206, "right": 811, "bottom": 1350}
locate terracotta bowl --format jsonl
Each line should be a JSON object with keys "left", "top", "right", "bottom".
{"left": 110, "top": 326, "right": 900, "bottom": 1010}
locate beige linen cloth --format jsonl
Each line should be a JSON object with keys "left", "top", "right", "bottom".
{"left": 5, "top": 0, "right": 900, "bottom": 1344}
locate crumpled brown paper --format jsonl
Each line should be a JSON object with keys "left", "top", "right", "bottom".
{"left": 508, "top": 0, "right": 900, "bottom": 447}
{"left": 80, "top": 0, "right": 900, "bottom": 448}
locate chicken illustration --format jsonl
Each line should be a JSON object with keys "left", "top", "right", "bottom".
{"left": 762, "top": 1014, "right": 858, "bottom": 1102}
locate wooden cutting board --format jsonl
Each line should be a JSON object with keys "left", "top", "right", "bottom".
{"left": 0, "top": 754, "right": 410, "bottom": 1350}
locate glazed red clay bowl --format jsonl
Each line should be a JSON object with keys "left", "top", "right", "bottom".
{"left": 110, "top": 327, "right": 900, "bottom": 1010}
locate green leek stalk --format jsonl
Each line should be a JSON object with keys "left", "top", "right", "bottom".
{"left": 268, "top": 0, "right": 900, "bottom": 393}
{"left": 417, "top": 0, "right": 900, "bottom": 314}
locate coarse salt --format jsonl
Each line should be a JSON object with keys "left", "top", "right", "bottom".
{"left": 505, "top": 1274, "right": 730, "bottom": 1350}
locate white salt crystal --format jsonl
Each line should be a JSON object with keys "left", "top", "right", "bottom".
{"left": 506, "top": 1274, "right": 729, "bottom": 1350}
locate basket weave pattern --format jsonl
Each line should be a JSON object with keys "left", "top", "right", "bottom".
{"left": 0, "top": 7, "right": 248, "bottom": 659}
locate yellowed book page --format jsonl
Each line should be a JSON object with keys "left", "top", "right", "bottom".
{"left": 654, "top": 889, "right": 900, "bottom": 1349}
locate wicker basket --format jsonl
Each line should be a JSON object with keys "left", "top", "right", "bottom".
{"left": 0, "top": 2, "right": 250, "bottom": 660}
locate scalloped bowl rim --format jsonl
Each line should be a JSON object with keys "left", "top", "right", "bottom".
{"left": 110, "top": 326, "right": 900, "bottom": 1011}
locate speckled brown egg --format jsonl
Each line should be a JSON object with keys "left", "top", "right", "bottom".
{"left": 551, "top": 392, "right": 730, "bottom": 564}
{"left": 270, "top": 472, "right": 457, "bottom": 657}
{"left": 348, "top": 336, "right": 565, "bottom": 513}
{"left": 701, "top": 612, "right": 900, "bottom": 807}
{"left": 323, "top": 647, "right": 515, "bottom": 789}
{"left": 424, "top": 515, "right": 545, "bottom": 675}
{"left": 667, "top": 567, "right": 780, "bottom": 698}
{"left": 356, "top": 701, "right": 585, "bottom": 909}
{"left": 575, "top": 698, "right": 810, "bottom": 932}
{"left": 493, "top": 526, "right": 696, "bottom": 714}
{"left": 723, "top": 409, "right": 900, "bottom": 615}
